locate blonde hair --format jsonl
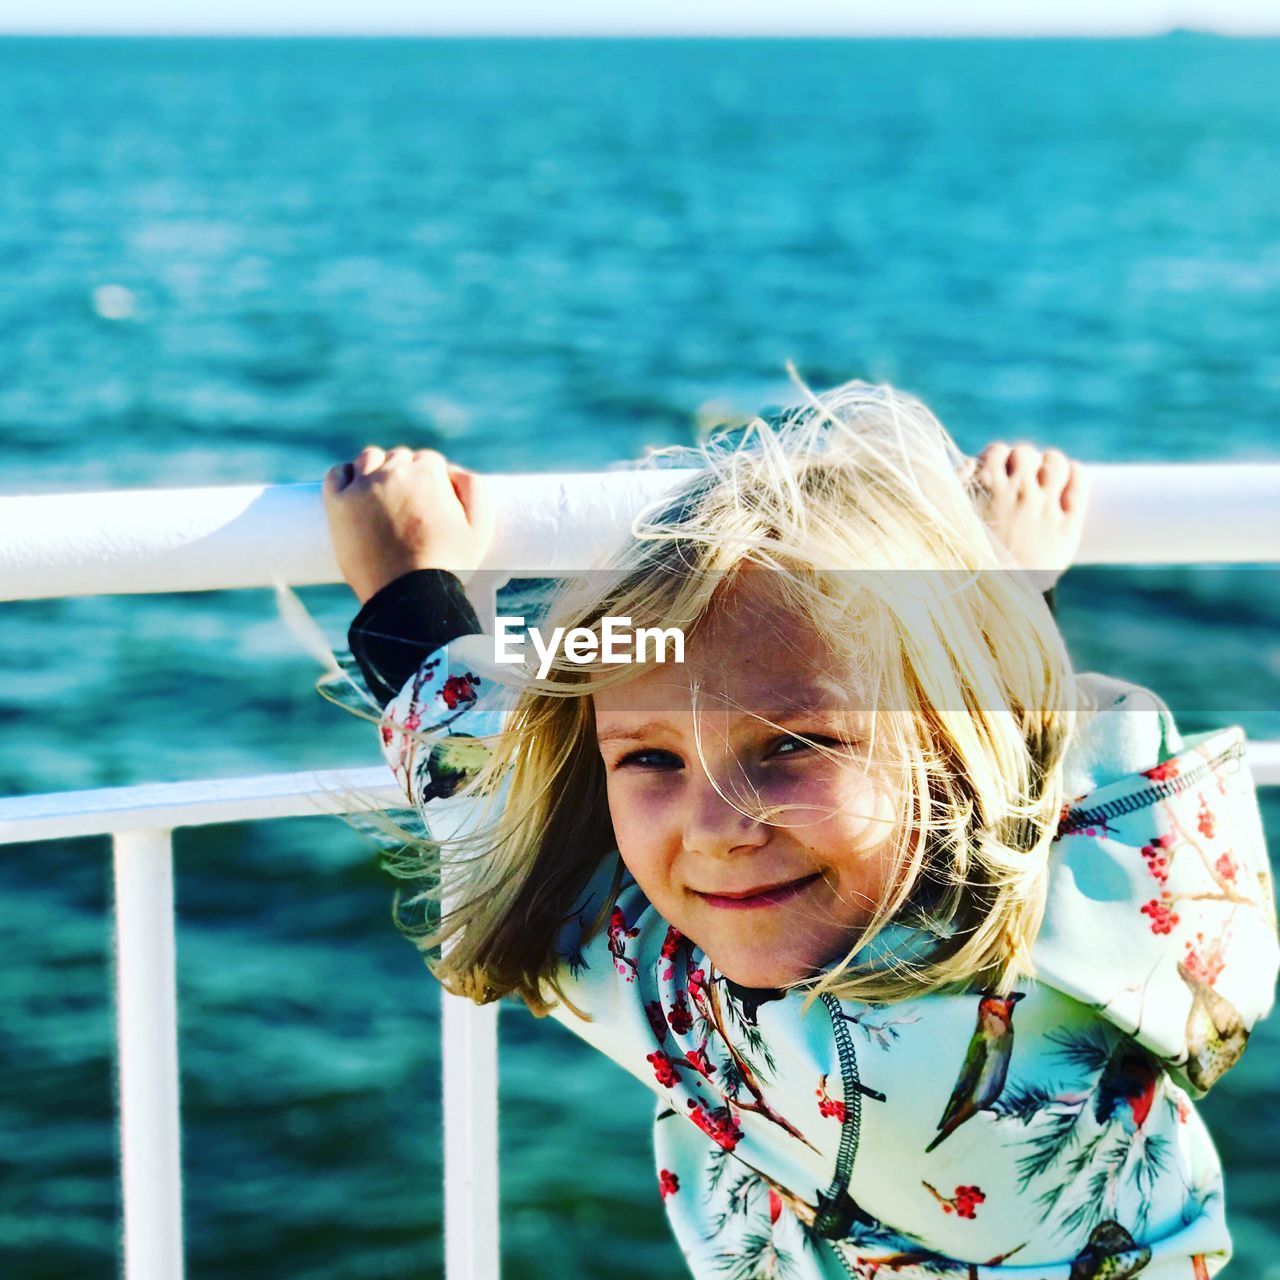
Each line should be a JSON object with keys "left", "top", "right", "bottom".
{"left": 326, "top": 378, "right": 1077, "bottom": 1016}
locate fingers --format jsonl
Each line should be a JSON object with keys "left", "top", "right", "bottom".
{"left": 1006, "top": 443, "right": 1040, "bottom": 488}
{"left": 446, "top": 463, "right": 474, "bottom": 509}
{"left": 353, "top": 445, "right": 388, "bottom": 475}
{"left": 325, "top": 445, "right": 473, "bottom": 505}
{"left": 1061, "top": 459, "right": 1090, "bottom": 514}
{"left": 322, "top": 461, "right": 355, "bottom": 498}
{"left": 324, "top": 446, "right": 397, "bottom": 498}
{"left": 973, "top": 442, "right": 1010, "bottom": 488}
{"left": 973, "top": 442, "right": 1077, "bottom": 500}
{"left": 353, "top": 444, "right": 429, "bottom": 474}
{"left": 1037, "top": 448, "right": 1071, "bottom": 492}
{"left": 447, "top": 463, "right": 494, "bottom": 539}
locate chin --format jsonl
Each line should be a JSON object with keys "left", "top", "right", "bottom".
{"left": 714, "top": 951, "right": 819, "bottom": 991}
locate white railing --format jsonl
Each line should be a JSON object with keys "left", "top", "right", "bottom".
{"left": 2, "top": 462, "right": 1279, "bottom": 1280}
{"left": 3, "top": 463, "right": 1280, "bottom": 600}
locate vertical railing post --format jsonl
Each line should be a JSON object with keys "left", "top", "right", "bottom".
{"left": 442, "top": 571, "right": 503, "bottom": 1280}
{"left": 112, "top": 828, "right": 185, "bottom": 1280}
{"left": 442, "top": 998, "right": 500, "bottom": 1278}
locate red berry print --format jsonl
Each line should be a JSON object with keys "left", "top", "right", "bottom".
{"left": 647, "top": 1050, "right": 681, "bottom": 1088}
{"left": 1140, "top": 843, "right": 1171, "bottom": 885}
{"left": 440, "top": 673, "right": 480, "bottom": 711}
{"left": 659, "top": 926, "right": 682, "bottom": 978}
{"left": 686, "top": 965, "right": 707, "bottom": 1002}
{"left": 686, "top": 1099, "right": 742, "bottom": 1151}
{"left": 685, "top": 1047, "right": 716, "bottom": 1080}
{"left": 768, "top": 1187, "right": 782, "bottom": 1224}
{"left": 668, "top": 995, "right": 693, "bottom": 1036}
{"left": 1183, "top": 932, "right": 1226, "bottom": 986}
{"left": 380, "top": 724, "right": 394, "bottom": 746}
{"left": 1215, "top": 852, "right": 1237, "bottom": 882}
{"left": 816, "top": 1073, "right": 848, "bottom": 1123}
{"left": 404, "top": 711, "right": 422, "bottom": 732}
{"left": 1143, "top": 760, "right": 1180, "bottom": 783}
{"left": 923, "top": 1181, "right": 985, "bottom": 1219}
{"left": 658, "top": 1169, "right": 680, "bottom": 1198}
{"left": 1140, "top": 895, "right": 1180, "bottom": 935}
{"left": 1197, "top": 798, "right": 1216, "bottom": 840}
{"left": 608, "top": 907, "right": 641, "bottom": 980}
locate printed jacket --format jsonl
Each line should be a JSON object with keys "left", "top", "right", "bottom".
{"left": 346, "top": 571, "right": 1279, "bottom": 1280}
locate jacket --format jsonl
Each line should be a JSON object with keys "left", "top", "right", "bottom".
{"left": 347, "top": 571, "right": 1279, "bottom": 1279}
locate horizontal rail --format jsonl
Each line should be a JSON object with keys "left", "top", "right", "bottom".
{"left": 2, "top": 463, "right": 1279, "bottom": 601}
{"left": 0, "top": 765, "right": 401, "bottom": 843}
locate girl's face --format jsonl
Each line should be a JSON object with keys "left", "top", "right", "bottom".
{"left": 592, "top": 574, "right": 903, "bottom": 989}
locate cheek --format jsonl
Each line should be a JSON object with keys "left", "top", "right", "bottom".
{"left": 799, "top": 772, "right": 902, "bottom": 861}
{"left": 604, "top": 779, "right": 671, "bottom": 870}
{"left": 765, "top": 766, "right": 893, "bottom": 839}
{"left": 837, "top": 763, "right": 900, "bottom": 824}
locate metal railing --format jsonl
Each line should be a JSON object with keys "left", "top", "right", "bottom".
{"left": 2, "top": 463, "right": 1279, "bottom": 1280}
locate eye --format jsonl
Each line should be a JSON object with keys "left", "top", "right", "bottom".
{"left": 768, "top": 733, "right": 841, "bottom": 759}
{"left": 611, "top": 748, "right": 683, "bottom": 771}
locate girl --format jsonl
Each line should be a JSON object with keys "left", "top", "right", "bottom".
{"left": 318, "top": 382, "right": 1276, "bottom": 1278}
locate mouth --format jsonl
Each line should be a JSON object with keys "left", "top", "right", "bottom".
{"left": 695, "top": 872, "right": 823, "bottom": 910}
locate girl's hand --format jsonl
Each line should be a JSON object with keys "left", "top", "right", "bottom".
{"left": 966, "top": 443, "right": 1089, "bottom": 587}
{"left": 323, "top": 446, "right": 495, "bottom": 605}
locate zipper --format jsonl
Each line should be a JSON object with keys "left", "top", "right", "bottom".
{"left": 1056, "top": 739, "right": 1243, "bottom": 837}
{"left": 814, "top": 993, "right": 871, "bottom": 1240}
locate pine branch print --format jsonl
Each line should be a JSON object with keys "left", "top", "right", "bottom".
{"left": 713, "top": 1231, "right": 794, "bottom": 1280}
{"left": 1044, "top": 1026, "right": 1115, "bottom": 1074}
{"left": 695, "top": 970, "right": 817, "bottom": 1151}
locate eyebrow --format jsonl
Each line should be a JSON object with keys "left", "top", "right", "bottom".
{"left": 595, "top": 692, "right": 851, "bottom": 745}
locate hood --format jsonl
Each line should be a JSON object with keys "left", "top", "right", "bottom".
{"left": 1032, "top": 673, "right": 1279, "bottom": 1097}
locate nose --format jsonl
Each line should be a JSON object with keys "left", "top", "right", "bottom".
{"left": 681, "top": 765, "right": 770, "bottom": 859}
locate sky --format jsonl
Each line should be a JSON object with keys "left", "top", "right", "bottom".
{"left": 3, "top": 0, "right": 1280, "bottom": 37}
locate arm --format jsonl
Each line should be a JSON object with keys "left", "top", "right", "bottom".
{"left": 324, "top": 444, "right": 498, "bottom": 802}
{"left": 348, "top": 568, "right": 481, "bottom": 709}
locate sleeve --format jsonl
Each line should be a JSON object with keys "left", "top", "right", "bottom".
{"left": 348, "top": 569, "right": 482, "bottom": 709}
{"left": 1035, "top": 676, "right": 1280, "bottom": 1096}
{"left": 369, "top": 621, "right": 513, "bottom": 815}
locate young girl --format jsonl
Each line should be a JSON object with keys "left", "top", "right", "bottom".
{"left": 319, "top": 382, "right": 1276, "bottom": 1278}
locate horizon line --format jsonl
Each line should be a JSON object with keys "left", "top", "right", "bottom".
{"left": 3, "top": 27, "right": 1279, "bottom": 40}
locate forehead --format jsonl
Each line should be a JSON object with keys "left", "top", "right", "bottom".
{"left": 592, "top": 572, "right": 853, "bottom": 723}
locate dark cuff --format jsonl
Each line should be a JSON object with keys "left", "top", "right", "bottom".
{"left": 348, "top": 569, "right": 482, "bottom": 708}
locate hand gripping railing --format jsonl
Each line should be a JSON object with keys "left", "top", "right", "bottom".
{"left": 1, "top": 462, "right": 1279, "bottom": 1280}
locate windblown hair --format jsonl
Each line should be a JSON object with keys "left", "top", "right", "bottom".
{"left": 326, "top": 378, "right": 1078, "bottom": 1016}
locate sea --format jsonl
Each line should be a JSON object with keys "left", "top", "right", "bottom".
{"left": 1, "top": 34, "right": 1278, "bottom": 1280}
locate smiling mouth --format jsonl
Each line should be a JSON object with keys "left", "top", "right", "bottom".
{"left": 696, "top": 873, "right": 823, "bottom": 910}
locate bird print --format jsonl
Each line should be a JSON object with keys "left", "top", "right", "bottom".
{"left": 1177, "top": 959, "right": 1248, "bottom": 1091}
{"left": 1093, "top": 1048, "right": 1159, "bottom": 1133}
{"left": 419, "top": 734, "right": 492, "bottom": 802}
{"left": 926, "top": 992, "right": 1024, "bottom": 1153}
{"left": 1067, "top": 1220, "right": 1152, "bottom": 1278}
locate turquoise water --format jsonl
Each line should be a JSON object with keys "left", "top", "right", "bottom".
{"left": 1, "top": 35, "right": 1279, "bottom": 1279}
